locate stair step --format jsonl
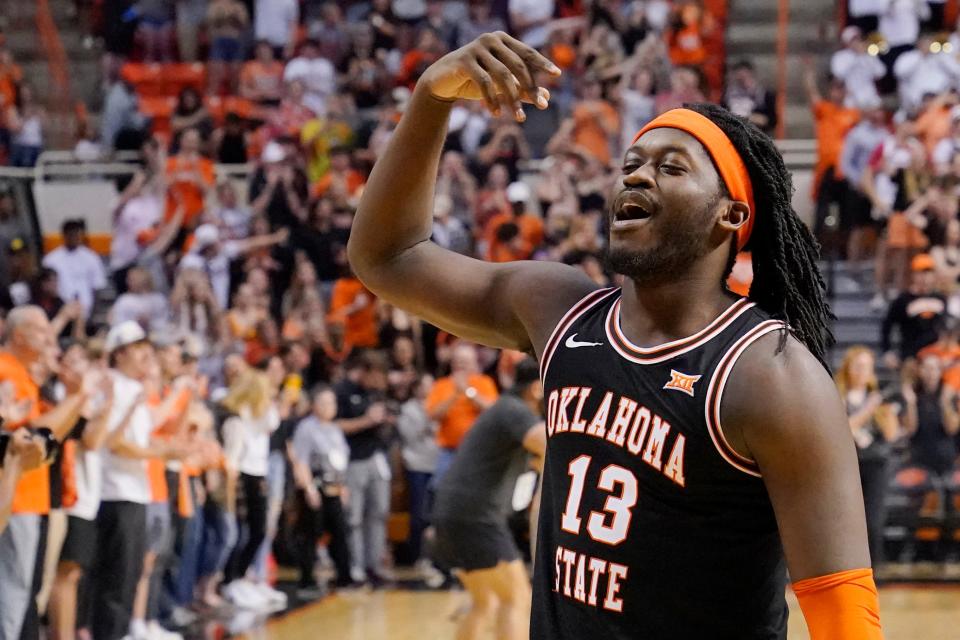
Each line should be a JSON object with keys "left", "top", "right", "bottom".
{"left": 727, "top": 22, "right": 825, "bottom": 48}
{"left": 730, "top": 3, "right": 837, "bottom": 22}
{"left": 832, "top": 298, "right": 883, "bottom": 319}
{"left": 833, "top": 322, "right": 882, "bottom": 343}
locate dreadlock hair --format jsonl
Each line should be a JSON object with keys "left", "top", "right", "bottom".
{"left": 685, "top": 103, "right": 834, "bottom": 366}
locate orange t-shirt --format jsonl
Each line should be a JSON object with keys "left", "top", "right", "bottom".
{"left": 0, "top": 352, "right": 48, "bottom": 515}
{"left": 0, "top": 62, "right": 22, "bottom": 110}
{"left": 918, "top": 342, "right": 960, "bottom": 368}
{"left": 425, "top": 374, "right": 499, "bottom": 449}
{"left": 943, "top": 365, "right": 960, "bottom": 391}
{"left": 329, "top": 277, "right": 379, "bottom": 348}
{"left": 812, "top": 100, "right": 860, "bottom": 195}
{"left": 573, "top": 100, "right": 620, "bottom": 165}
{"left": 165, "top": 155, "right": 216, "bottom": 227}
{"left": 483, "top": 212, "right": 544, "bottom": 262}
{"left": 668, "top": 24, "right": 706, "bottom": 66}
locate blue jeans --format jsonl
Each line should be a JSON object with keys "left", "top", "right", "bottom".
{"left": 163, "top": 474, "right": 204, "bottom": 609}
{"left": 406, "top": 471, "right": 433, "bottom": 562}
{"left": 199, "top": 502, "right": 238, "bottom": 578}
{"left": 430, "top": 448, "right": 457, "bottom": 491}
{"left": 172, "top": 512, "right": 202, "bottom": 606}
{"left": 9, "top": 144, "right": 41, "bottom": 167}
{"left": 251, "top": 451, "right": 285, "bottom": 582}
{"left": 209, "top": 37, "right": 243, "bottom": 62}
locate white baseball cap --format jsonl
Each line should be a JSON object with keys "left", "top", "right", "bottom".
{"left": 193, "top": 224, "right": 219, "bottom": 250}
{"left": 105, "top": 321, "right": 148, "bottom": 354}
{"left": 506, "top": 181, "right": 531, "bottom": 203}
{"left": 261, "top": 141, "right": 286, "bottom": 164}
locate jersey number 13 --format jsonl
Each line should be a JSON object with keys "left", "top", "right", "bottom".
{"left": 560, "top": 455, "right": 638, "bottom": 546}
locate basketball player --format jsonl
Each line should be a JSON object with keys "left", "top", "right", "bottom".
{"left": 348, "top": 33, "right": 882, "bottom": 639}
{"left": 432, "top": 357, "right": 545, "bottom": 640}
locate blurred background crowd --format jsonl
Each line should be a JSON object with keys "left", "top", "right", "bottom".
{"left": 0, "top": 0, "right": 958, "bottom": 639}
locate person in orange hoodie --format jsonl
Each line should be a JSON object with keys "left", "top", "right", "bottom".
{"left": 483, "top": 181, "right": 544, "bottom": 262}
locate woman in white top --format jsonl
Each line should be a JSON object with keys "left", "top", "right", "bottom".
{"left": 7, "top": 85, "right": 45, "bottom": 167}
{"left": 219, "top": 370, "right": 286, "bottom": 609}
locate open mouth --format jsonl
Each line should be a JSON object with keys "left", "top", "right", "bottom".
{"left": 612, "top": 192, "right": 657, "bottom": 225}
{"left": 614, "top": 202, "right": 652, "bottom": 222}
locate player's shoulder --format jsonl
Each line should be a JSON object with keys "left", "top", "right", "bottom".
{"left": 498, "top": 260, "right": 604, "bottom": 355}
{"left": 729, "top": 328, "right": 833, "bottom": 400}
{"left": 721, "top": 327, "right": 842, "bottom": 442}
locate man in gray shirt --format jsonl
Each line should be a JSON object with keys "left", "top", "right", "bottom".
{"left": 432, "top": 358, "right": 545, "bottom": 640}
{"left": 290, "top": 386, "right": 352, "bottom": 592}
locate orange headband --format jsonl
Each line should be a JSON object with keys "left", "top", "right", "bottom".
{"left": 633, "top": 108, "right": 755, "bottom": 250}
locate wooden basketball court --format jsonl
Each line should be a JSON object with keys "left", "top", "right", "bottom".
{"left": 253, "top": 585, "right": 960, "bottom": 640}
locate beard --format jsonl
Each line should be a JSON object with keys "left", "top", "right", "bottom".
{"left": 602, "top": 196, "right": 719, "bottom": 287}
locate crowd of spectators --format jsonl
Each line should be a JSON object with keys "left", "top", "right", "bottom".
{"left": 0, "top": 1, "right": 756, "bottom": 639}
{"left": 805, "top": 0, "right": 960, "bottom": 572}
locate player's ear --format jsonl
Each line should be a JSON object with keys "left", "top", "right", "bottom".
{"left": 717, "top": 200, "right": 749, "bottom": 234}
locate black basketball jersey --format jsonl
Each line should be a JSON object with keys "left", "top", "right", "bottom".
{"left": 532, "top": 287, "right": 789, "bottom": 640}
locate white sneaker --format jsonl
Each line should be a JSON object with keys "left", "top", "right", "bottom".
{"left": 146, "top": 621, "right": 182, "bottom": 640}
{"left": 130, "top": 619, "right": 149, "bottom": 640}
{"left": 224, "top": 580, "right": 268, "bottom": 610}
{"left": 415, "top": 559, "right": 445, "bottom": 589}
{"left": 240, "top": 579, "right": 277, "bottom": 610}
{"left": 251, "top": 581, "right": 288, "bottom": 608}
{"left": 870, "top": 293, "right": 887, "bottom": 311}
{"left": 167, "top": 607, "right": 197, "bottom": 628}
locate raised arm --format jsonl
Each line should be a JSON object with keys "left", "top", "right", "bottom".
{"left": 348, "top": 33, "right": 597, "bottom": 355}
{"left": 802, "top": 62, "right": 822, "bottom": 106}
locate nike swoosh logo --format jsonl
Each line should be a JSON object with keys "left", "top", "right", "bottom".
{"left": 565, "top": 333, "right": 603, "bottom": 349}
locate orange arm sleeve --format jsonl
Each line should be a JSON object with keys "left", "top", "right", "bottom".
{"left": 792, "top": 567, "right": 883, "bottom": 640}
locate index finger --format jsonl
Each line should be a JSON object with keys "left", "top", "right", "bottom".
{"left": 498, "top": 33, "right": 561, "bottom": 76}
